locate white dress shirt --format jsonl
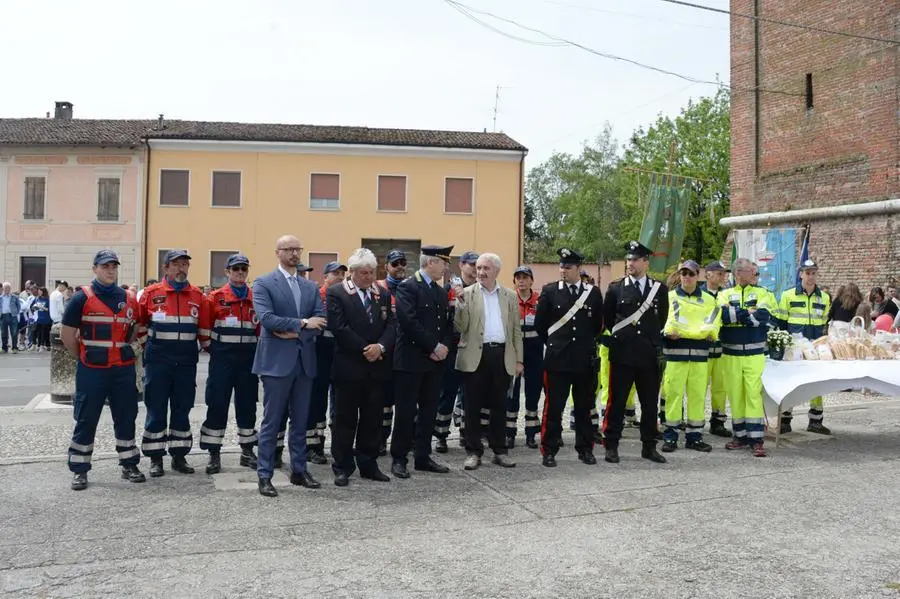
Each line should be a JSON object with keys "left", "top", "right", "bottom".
{"left": 480, "top": 283, "right": 506, "bottom": 343}
{"left": 630, "top": 276, "right": 648, "bottom": 294}
{"left": 49, "top": 289, "right": 65, "bottom": 323}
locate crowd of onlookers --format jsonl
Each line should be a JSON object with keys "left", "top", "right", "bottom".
{"left": 828, "top": 283, "right": 900, "bottom": 331}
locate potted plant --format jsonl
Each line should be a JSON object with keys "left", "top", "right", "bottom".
{"left": 766, "top": 329, "right": 793, "bottom": 361}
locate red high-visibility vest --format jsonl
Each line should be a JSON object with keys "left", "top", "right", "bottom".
{"left": 79, "top": 285, "right": 138, "bottom": 368}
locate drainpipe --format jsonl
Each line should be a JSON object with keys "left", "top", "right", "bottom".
{"left": 753, "top": 0, "right": 761, "bottom": 177}
{"left": 719, "top": 199, "right": 900, "bottom": 228}
{"left": 517, "top": 151, "right": 526, "bottom": 264}
{"left": 141, "top": 140, "right": 151, "bottom": 284}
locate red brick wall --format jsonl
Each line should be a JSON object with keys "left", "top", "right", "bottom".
{"left": 730, "top": 0, "right": 900, "bottom": 290}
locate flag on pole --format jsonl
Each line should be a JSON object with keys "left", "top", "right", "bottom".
{"left": 796, "top": 226, "right": 810, "bottom": 287}
{"left": 638, "top": 174, "right": 690, "bottom": 276}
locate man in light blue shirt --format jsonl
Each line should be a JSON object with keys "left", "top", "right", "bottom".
{"left": 1, "top": 282, "right": 23, "bottom": 354}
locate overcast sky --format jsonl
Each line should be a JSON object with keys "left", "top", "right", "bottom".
{"left": 1, "top": 0, "right": 730, "bottom": 167}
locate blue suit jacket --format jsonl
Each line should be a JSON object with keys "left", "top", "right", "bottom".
{"left": 251, "top": 269, "right": 325, "bottom": 378}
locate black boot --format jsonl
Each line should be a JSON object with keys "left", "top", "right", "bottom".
{"left": 171, "top": 456, "right": 195, "bottom": 474}
{"left": 239, "top": 447, "right": 258, "bottom": 469}
{"left": 435, "top": 437, "right": 448, "bottom": 454}
{"left": 71, "top": 472, "right": 88, "bottom": 491}
{"left": 206, "top": 451, "right": 221, "bottom": 475}
{"left": 149, "top": 457, "right": 165, "bottom": 477}
{"left": 506, "top": 436, "right": 515, "bottom": 449}
{"left": 378, "top": 441, "right": 387, "bottom": 457}
{"left": 807, "top": 421, "right": 831, "bottom": 435}
{"left": 121, "top": 464, "right": 146, "bottom": 483}
{"left": 525, "top": 434, "right": 538, "bottom": 449}
{"left": 641, "top": 443, "right": 667, "bottom": 464}
{"left": 274, "top": 447, "right": 284, "bottom": 468}
{"left": 307, "top": 449, "right": 328, "bottom": 465}
{"left": 780, "top": 419, "right": 792, "bottom": 434}
{"left": 709, "top": 420, "right": 731, "bottom": 438}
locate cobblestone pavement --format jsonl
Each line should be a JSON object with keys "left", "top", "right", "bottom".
{"left": 1, "top": 390, "right": 900, "bottom": 598}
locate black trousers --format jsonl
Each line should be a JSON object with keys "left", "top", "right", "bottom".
{"left": 331, "top": 377, "right": 385, "bottom": 476}
{"left": 390, "top": 369, "right": 444, "bottom": 464}
{"left": 541, "top": 369, "right": 595, "bottom": 456}
{"left": 603, "top": 361, "right": 660, "bottom": 448}
{"left": 462, "top": 344, "right": 510, "bottom": 456}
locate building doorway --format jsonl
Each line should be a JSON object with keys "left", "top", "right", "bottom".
{"left": 20, "top": 256, "right": 47, "bottom": 288}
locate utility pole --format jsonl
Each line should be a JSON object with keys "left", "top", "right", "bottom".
{"left": 491, "top": 85, "right": 502, "bottom": 132}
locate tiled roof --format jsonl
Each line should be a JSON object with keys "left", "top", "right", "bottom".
{"left": 0, "top": 118, "right": 527, "bottom": 152}
{"left": 0, "top": 119, "right": 153, "bottom": 146}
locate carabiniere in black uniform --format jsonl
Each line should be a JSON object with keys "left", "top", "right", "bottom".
{"left": 602, "top": 241, "right": 668, "bottom": 464}
{"left": 534, "top": 248, "right": 604, "bottom": 466}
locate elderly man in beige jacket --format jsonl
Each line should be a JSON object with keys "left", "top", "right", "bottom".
{"left": 453, "top": 253, "right": 524, "bottom": 470}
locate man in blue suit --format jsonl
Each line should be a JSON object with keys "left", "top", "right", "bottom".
{"left": 252, "top": 234, "right": 327, "bottom": 497}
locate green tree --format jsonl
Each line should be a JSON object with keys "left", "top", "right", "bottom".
{"left": 524, "top": 124, "right": 625, "bottom": 263}
{"left": 618, "top": 87, "right": 731, "bottom": 264}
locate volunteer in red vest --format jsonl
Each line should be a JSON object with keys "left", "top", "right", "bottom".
{"left": 61, "top": 250, "right": 144, "bottom": 490}
{"left": 505, "top": 265, "right": 543, "bottom": 449}
{"left": 200, "top": 253, "right": 261, "bottom": 474}
{"left": 375, "top": 249, "right": 406, "bottom": 454}
{"left": 137, "top": 249, "right": 211, "bottom": 477}
{"left": 307, "top": 261, "right": 346, "bottom": 464}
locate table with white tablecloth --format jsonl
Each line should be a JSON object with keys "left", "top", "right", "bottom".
{"left": 762, "top": 359, "right": 900, "bottom": 444}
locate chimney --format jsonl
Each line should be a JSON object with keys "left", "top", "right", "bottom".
{"left": 157, "top": 114, "right": 165, "bottom": 130}
{"left": 54, "top": 101, "right": 73, "bottom": 120}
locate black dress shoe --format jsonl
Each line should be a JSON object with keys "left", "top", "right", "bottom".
{"left": 205, "top": 452, "right": 221, "bottom": 475}
{"left": 121, "top": 464, "right": 146, "bottom": 483}
{"left": 239, "top": 448, "right": 258, "bottom": 469}
{"left": 414, "top": 457, "right": 450, "bottom": 473}
{"left": 542, "top": 454, "right": 557, "bottom": 467}
{"left": 642, "top": 446, "right": 667, "bottom": 463}
{"left": 307, "top": 450, "right": 328, "bottom": 465}
{"left": 435, "top": 438, "right": 448, "bottom": 454}
{"left": 604, "top": 448, "right": 620, "bottom": 463}
{"left": 578, "top": 452, "right": 597, "bottom": 465}
{"left": 391, "top": 461, "right": 410, "bottom": 479}
{"left": 258, "top": 477, "right": 278, "bottom": 497}
{"left": 149, "top": 458, "right": 165, "bottom": 477}
{"left": 334, "top": 472, "right": 349, "bottom": 487}
{"left": 526, "top": 434, "right": 538, "bottom": 449}
{"left": 289, "top": 471, "right": 321, "bottom": 488}
{"left": 171, "top": 456, "right": 195, "bottom": 474}
{"left": 360, "top": 468, "right": 391, "bottom": 482}
{"left": 71, "top": 472, "right": 88, "bottom": 491}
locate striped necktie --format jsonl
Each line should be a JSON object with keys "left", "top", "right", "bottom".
{"left": 362, "top": 289, "right": 373, "bottom": 323}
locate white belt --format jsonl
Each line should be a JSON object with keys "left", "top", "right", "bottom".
{"left": 523, "top": 331, "right": 539, "bottom": 339}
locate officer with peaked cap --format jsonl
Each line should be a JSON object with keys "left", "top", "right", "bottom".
{"left": 200, "top": 253, "right": 261, "bottom": 475}
{"left": 602, "top": 241, "right": 668, "bottom": 464}
{"left": 61, "top": 249, "right": 145, "bottom": 490}
{"left": 534, "top": 247, "right": 604, "bottom": 466}
{"left": 390, "top": 244, "right": 454, "bottom": 478}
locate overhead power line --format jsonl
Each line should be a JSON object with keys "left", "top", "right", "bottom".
{"left": 442, "top": 0, "right": 804, "bottom": 97}
{"left": 657, "top": 0, "right": 900, "bottom": 46}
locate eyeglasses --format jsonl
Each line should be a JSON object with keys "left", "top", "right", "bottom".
{"left": 229, "top": 266, "right": 248, "bottom": 272}
{"left": 679, "top": 270, "right": 697, "bottom": 277}
{"left": 390, "top": 260, "right": 407, "bottom": 267}
{"left": 277, "top": 247, "right": 303, "bottom": 254}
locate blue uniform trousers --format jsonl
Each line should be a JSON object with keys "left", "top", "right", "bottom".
{"left": 68, "top": 363, "right": 140, "bottom": 473}
{"left": 506, "top": 337, "right": 544, "bottom": 439}
{"left": 380, "top": 378, "right": 395, "bottom": 444}
{"left": 257, "top": 355, "right": 313, "bottom": 478}
{"left": 141, "top": 362, "right": 197, "bottom": 458}
{"left": 200, "top": 353, "right": 258, "bottom": 451}
{"left": 307, "top": 336, "right": 335, "bottom": 454}
{"left": 433, "top": 348, "right": 460, "bottom": 439}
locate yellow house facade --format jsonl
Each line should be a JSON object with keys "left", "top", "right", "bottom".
{"left": 143, "top": 122, "right": 527, "bottom": 287}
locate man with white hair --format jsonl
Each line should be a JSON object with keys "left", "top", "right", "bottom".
{"left": 1, "top": 282, "right": 23, "bottom": 354}
{"left": 326, "top": 248, "right": 396, "bottom": 486}
{"left": 453, "top": 253, "right": 523, "bottom": 470}
{"left": 390, "top": 244, "right": 454, "bottom": 478}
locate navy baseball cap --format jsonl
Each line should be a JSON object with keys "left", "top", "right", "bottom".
{"left": 93, "top": 249, "right": 120, "bottom": 266}
{"left": 225, "top": 254, "right": 250, "bottom": 269}
{"left": 386, "top": 249, "right": 406, "bottom": 264}
{"left": 679, "top": 260, "right": 701, "bottom": 274}
{"left": 705, "top": 260, "right": 729, "bottom": 272}
{"left": 164, "top": 249, "right": 191, "bottom": 264}
{"left": 513, "top": 265, "right": 533, "bottom": 278}
{"left": 324, "top": 261, "right": 347, "bottom": 275}
{"left": 297, "top": 264, "right": 313, "bottom": 273}
{"left": 459, "top": 250, "right": 479, "bottom": 265}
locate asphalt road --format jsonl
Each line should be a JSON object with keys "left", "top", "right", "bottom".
{"left": 0, "top": 351, "right": 51, "bottom": 407}
{"left": 0, "top": 351, "right": 210, "bottom": 407}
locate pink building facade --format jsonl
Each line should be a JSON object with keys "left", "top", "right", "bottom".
{"left": 0, "top": 148, "right": 144, "bottom": 290}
